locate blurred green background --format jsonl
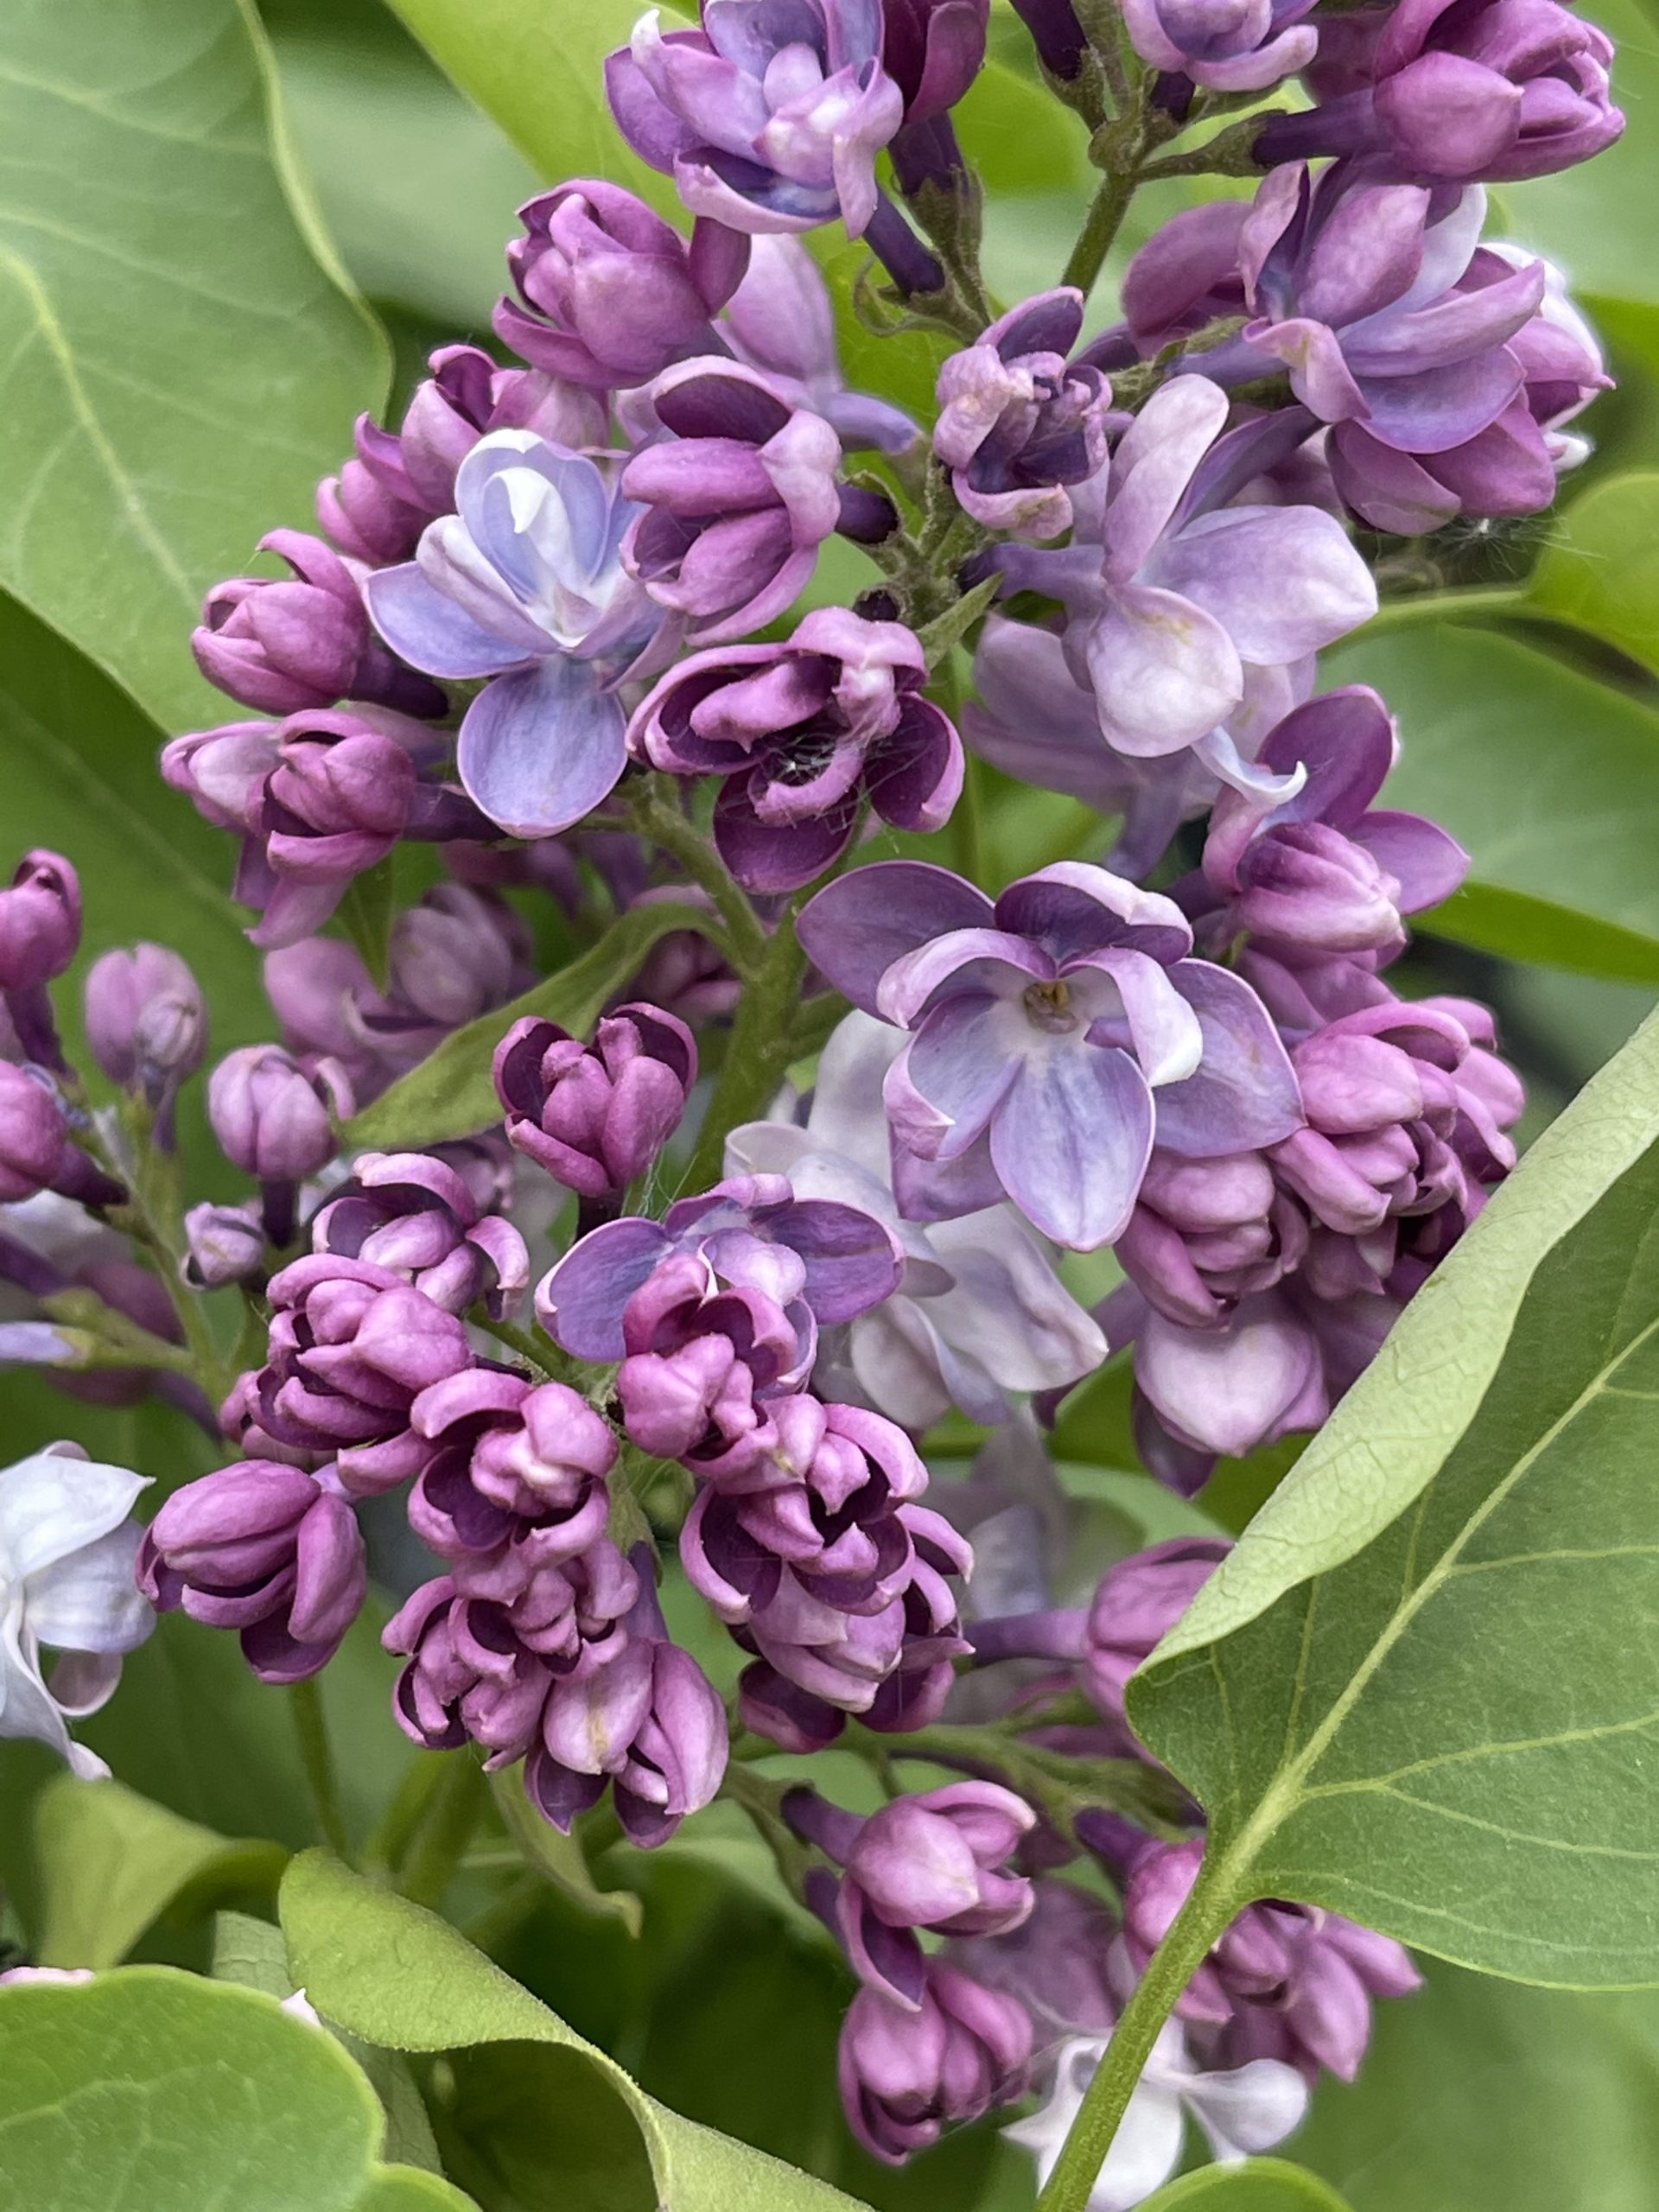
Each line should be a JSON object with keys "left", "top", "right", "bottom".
{"left": 2, "top": 0, "right": 1659, "bottom": 2204}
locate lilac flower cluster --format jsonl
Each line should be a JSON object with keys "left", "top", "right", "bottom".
{"left": 1, "top": 0, "right": 1625, "bottom": 2196}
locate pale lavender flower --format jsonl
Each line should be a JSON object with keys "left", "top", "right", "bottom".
{"left": 934, "top": 289, "right": 1110, "bottom": 540}
{"left": 1121, "top": 0, "right": 1317, "bottom": 88}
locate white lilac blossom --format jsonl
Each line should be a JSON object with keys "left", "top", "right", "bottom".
{"left": 1006, "top": 2021, "right": 1309, "bottom": 2210}
{"left": 0, "top": 1443, "right": 153, "bottom": 1777}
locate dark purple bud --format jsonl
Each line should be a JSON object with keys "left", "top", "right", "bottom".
{"left": 181, "top": 1201, "right": 266, "bottom": 1290}
{"left": 0, "top": 851, "right": 80, "bottom": 993}
{"left": 882, "top": 0, "right": 990, "bottom": 121}
{"left": 208, "top": 1045, "right": 353, "bottom": 1183}
{"left": 192, "top": 531, "right": 445, "bottom": 719}
{"left": 137, "top": 1460, "right": 366, "bottom": 1682}
{"left": 495, "top": 182, "right": 748, "bottom": 390}
{"left": 1007, "top": 0, "right": 1087, "bottom": 77}
{"left": 839, "top": 1961, "right": 1033, "bottom": 2162}
{"left": 0, "top": 1063, "right": 68, "bottom": 1202}
{"left": 494, "top": 1003, "right": 697, "bottom": 1200}
{"left": 83, "top": 945, "right": 206, "bottom": 1101}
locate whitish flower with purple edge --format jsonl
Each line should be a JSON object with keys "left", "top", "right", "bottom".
{"left": 798, "top": 861, "right": 1303, "bottom": 1250}
{"left": 607, "top": 0, "right": 905, "bottom": 240}
{"left": 0, "top": 1442, "right": 153, "bottom": 1777}
{"left": 365, "top": 432, "right": 663, "bottom": 840}
{"left": 728, "top": 1010, "right": 1106, "bottom": 1427}
{"left": 999, "top": 376, "right": 1376, "bottom": 762}
{"left": 1005, "top": 2020, "right": 1309, "bottom": 2210}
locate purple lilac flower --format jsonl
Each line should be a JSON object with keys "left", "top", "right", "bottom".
{"left": 606, "top": 0, "right": 905, "bottom": 239}
{"left": 1490, "top": 244, "right": 1607, "bottom": 471}
{"left": 628, "top": 608, "right": 963, "bottom": 891}
{"left": 309, "top": 1150, "right": 529, "bottom": 1319}
{"left": 181, "top": 1202, "right": 266, "bottom": 1290}
{"left": 620, "top": 359, "right": 850, "bottom": 644}
{"left": 934, "top": 289, "right": 1111, "bottom": 540}
{"left": 243, "top": 1255, "right": 475, "bottom": 1496}
{"left": 493, "top": 1003, "right": 697, "bottom": 1201}
{"left": 0, "top": 850, "right": 79, "bottom": 1068}
{"left": 722, "top": 233, "right": 919, "bottom": 451}
{"left": 1116, "top": 1147, "right": 1306, "bottom": 1330}
{"left": 207, "top": 1046, "right": 351, "bottom": 1241}
{"left": 1108, "top": 1834, "right": 1421, "bottom": 2082}
{"left": 494, "top": 183, "right": 750, "bottom": 390}
{"left": 798, "top": 860, "right": 1302, "bottom": 1249}
{"left": 1262, "top": 0, "right": 1623, "bottom": 184}
{"left": 1190, "top": 686, "right": 1469, "bottom": 958}
{"left": 137, "top": 1461, "right": 367, "bottom": 1683}
{"left": 839, "top": 1961, "right": 1033, "bottom": 2163}
{"left": 82, "top": 947, "right": 206, "bottom": 1108}
{"left": 999, "top": 376, "right": 1376, "bottom": 761}
{"left": 405, "top": 1371, "right": 619, "bottom": 1566}
{"left": 0, "top": 1066, "right": 117, "bottom": 1210}
{"left": 1121, "top": 0, "right": 1316, "bottom": 91}
{"left": 1007, "top": 0, "right": 1087, "bottom": 76}
{"left": 790, "top": 1779, "right": 1035, "bottom": 2006}
{"left": 366, "top": 433, "right": 664, "bottom": 840}
{"left": 193, "top": 531, "right": 445, "bottom": 720}
{"left": 882, "top": 0, "right": 989, "bottom": 122}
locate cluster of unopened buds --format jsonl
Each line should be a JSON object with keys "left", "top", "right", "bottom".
{"left": 0, "top": 0, "right": 1621, "bottom": 2194}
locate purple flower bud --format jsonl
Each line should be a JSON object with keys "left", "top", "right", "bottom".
{"left": 1083, "top": 1537, "right": 1230, "bottom": 1719}
{"left": 385, "top": 1572, "right": 553, "bottom": 1763}
{"left": 208, "top": 1045, "right": 352, "bottom": 1183}
{"left": 630, "top": 608, "right": 961, "bottom": 892}
{"left": 882, "top": 0, "right": 990, "bottom": 120}
{"left": 0, "top": 851, "right": 80, "bottom": 992}
{"left": 934, "top": 290, "right": 1110, "bottom": 541}
{"left": 721, "top": 236, "right": 919, "bottom": 453}
{"left": 494, "top": 183, "right": 749, "bottom": 389}
{"left": 160, "top": 720, "right": 283, "bottom": 836}
{"left": 181, "top": 1201, "right": 266, "bottom": 1290}
{"left": 607, "top": 0, "right": 905, "bottom": 240}
{"left": 494, "top": 1003, "right": 697, "bottom": 1200}
{"left": 83, "top": 946, "right": 207, "bottom": 1101}
{"left": 1269, "top": 0, "right": 1623, "bottom": 183}
{"left": 0, "top": 1064, "right": 68, "bottom": 1203}
{"left": 839, "top": 1961, "right": 1033, "bottom": 2162}
{"left": 391, "top": 886, "right": 529, "bottom": 1032}
{"left": 1123, "top": 0, "right": 1315, "bottom": 90}
{"left": 621, "top": 360, "right": 845, "bottom": 644}
{"left": 1116, "top": 1147, "right": 1306, "bottom": 1328}
{"left": 1007, "top": 0, "right": 1087, "bottom": 77}
{"left": 137, "top": 1460, "right": 366, "bottom": 1682}
{"left": 311, "top": 1149, "right": 529, "bottom": 1318}
{"left": 193, "top": 531, "right": 445, "bottom": 719}
{"left": 246, "top": 1255, "right": 475, "bottom": 1494}
{"left": 405, "top": 1372, "right": 619, "bottom": 1564}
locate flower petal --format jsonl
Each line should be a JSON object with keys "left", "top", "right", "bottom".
{"left": 798, "top": 862, "right": 994, "bottom": 1015}
{"left": 458, "top": 658, "right": 629, "bottom": 838}
{"left": 990, "top": 1044, "right": 1154, "bottom": 1249}
{"left": 1154, "top": 961, "right": 1305, "bottom": 1156}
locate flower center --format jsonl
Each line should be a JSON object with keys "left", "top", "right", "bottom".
{"left": 1022, "top": 979, "right": 1077, "bottom": 1033}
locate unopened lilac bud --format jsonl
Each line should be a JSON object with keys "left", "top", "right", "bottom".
{"left": 0, "top": 1063, "right": 67, "bottom": 1201}
{"left": 192, "top": 530, "right": 444, "bottom": 719}
{"left": 83, "top": 945, "right": 207, "bottom": 1099}
{"left": 1084, "top": 1538, "right": 1231, "bottom": 1719}
{"left": 181, "top": 1201, "right": 266, "bottom": 1290}
{"left": 494, "top": 1003, "right": 697, "bottom": 1199}
{"left": 935, "top": 291, "right": 1110, "bottom": 540}
{"left": 883, "top": 0, "right": 990, "bottom": 121}
{"left": 390, "top": 886, "right": 524, "bottom": 1029}
{"left": 137, "top": 1460, "right": 367, "bottom": 1681}
{"left": 839, "top": 1961, "right": 1033, "bottom": 2163}
{"left": 1007, "top": 0, "right": 1087, "bottom": 76}
{"left": 0, "top": 852, "right": 80, "bottom": 992}
{"left": 208, "top": 1045, "right": 353, "bottom": 1182}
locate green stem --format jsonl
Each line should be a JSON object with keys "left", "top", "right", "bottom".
{"left": 686, "top": 906, "right": 809, "bottom": 1186}
{"left": 625, "top": 777, "right": 766, "bottom": 971}
{"left": 1062, "top": 162, "right": 1141, "bottom": 297}
{"left": 1361, "top": 584, "right": 1526, "bottom": 637}
{"left": 365, "top": 1754, "right": 446, "bottom": 1878}
{"left": 398, "top": 1751, "right": 488, "bottom": 1910}
{"left": 471, "top": 1310, "right": 586, "bottom": 1387}
{"left": 289, "top": 1677, "right": 353, "bottom": 1862}
{"left": 1035, "top": 1847, "right": 1238, "bottom": 2212}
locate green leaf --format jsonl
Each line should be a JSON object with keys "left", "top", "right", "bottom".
{"left": 1524, "top": 472, "right": 1659, "bottom": 675}
{"left": 0, "top": 1967, "right": 476, "bottom": 2210}
{"left": 1324, "top": 624, "right": 1659, "bottom": 983}
{"left": 213, "top": 1908, "right": 292, "bottom": 1998}
{"left": 0, "top": 0, "right": 388, "bottom": 732}
{"left": 1128, "top": 1008, "right": 1659, "bottom": 1984}
{"left": 488, "top": 1768, "right": 643, "bottom": 1939}
{"left": 378, "top": 0, "right": 687, "bottom": 207}
{"left": 336, "top": 855, "right": 399, "bottom": 990}
{"left": 1294, "top": 1961, "right": 1659, "bottom": 2212}
{"left": 279, "top": 1849, "right": 874, "bottom": 2209}
{"left": 1142, "top": 2165, "right": 1353, "bottom": 2210}
{"left": 346, "top": 899, "right": 715, "bottom": 1148}
{"left": 34, "top": 1775, "right": 286, "bottom": 1970}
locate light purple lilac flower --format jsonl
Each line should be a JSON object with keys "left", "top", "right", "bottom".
{"left": 309, "top": 1150, "right": 529, "bottom": 1319}
{"left": 798, "top": 860, "right": 1303, "bottom": 1249}
{"left": 83, "top": 946, "right": 206, "bottom": 1108}
{"left": 999, "top": 376, "right": 1376, "bottom": 760}
{"left": 840, "top": 1960, "right": 1033, "bottom": 2163}
{"left": 628, "top": 608, "right": 963, "bottom": 891}
{"left": 137, "top": 1461, "right": 366, "bottom": 1684}
{"left": 0, "top": 1067, "right": 114, "bottom": 1211}
{"left": 181, "top": 1202, "right": 266, "bottom": 1291}
{"left": 723, "top": 233, "right": 919, "bottom": 452}
{"left": 493, "top": 182, "right": 750, "bottom": 390}
{"left": 366, "top": 433, "right": 663, "bottom": 840}
{"left": 494, "top": 1003, "right": 698, "bottom": 1201}
{"left": 1121, "top": 0, "right": 1317, "bottom": 92}
{"left": 1263, "top": 0, "right": 1623, "bottom": 184}
{"left": 606, "top": 0, "right": 905, "bottom": 238}
{"left": 207, "top": 1046, "right": 351, "bottom": 1243}
{"left": 620, "top": 359, "right": 851, "bottom": 644}
{"left": 728, "top": 1009, "right": 1106, "bottom": 1428}
{"left": 934, "top": 289, "right": 1110, "bottom": 540}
